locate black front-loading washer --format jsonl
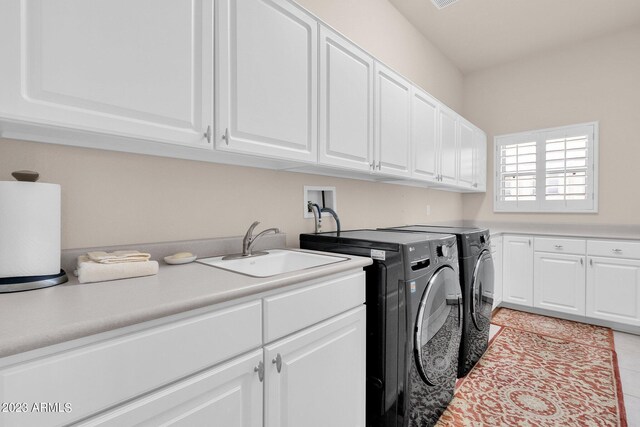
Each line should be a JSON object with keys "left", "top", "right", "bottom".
{"left": 381, "top": 225, "right": 494, "bottom": 378}
{"left": 300, "top": 230, "right": 462, "bottom": 426}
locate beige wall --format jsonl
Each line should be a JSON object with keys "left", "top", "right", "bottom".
{"left": 0, "top": 0, "right": 466, "bottom": 250}
{"left": 462, "top": 26, "right": 640, "bottom": 226}
{"left": 297, "top": 0, "right": 464, "bottom": 110}
{"left": 1, "top": 139, "right": 462, "bottom": 249}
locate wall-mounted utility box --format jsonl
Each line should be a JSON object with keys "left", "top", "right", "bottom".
{"left": 304, "top": 186, "right": 336, "bottom": 219}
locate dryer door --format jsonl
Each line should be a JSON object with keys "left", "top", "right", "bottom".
{"left": 414, "top": 266, "right": 463, "bottom": 386}
{"left": 471, "top": 249, "right": 495, "bottom": 331}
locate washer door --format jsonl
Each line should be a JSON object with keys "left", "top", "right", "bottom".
{"left": 470, "top": 250, "right": 495, "bottom": 331}
{"left": 414, "top": 266, "right": 463, "bottom": 386}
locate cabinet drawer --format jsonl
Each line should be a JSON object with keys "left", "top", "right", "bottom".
{"left": 264, "top": 271, "right": 365, "bottom": 342}
{"left": 0, "top": 301, "right": 262, "bottom": 427}
{"left": 535, "top": 237, "right": 585, "bottom": 255}
{"left": 588, "top": 240, "right": 640, "bottom": 259}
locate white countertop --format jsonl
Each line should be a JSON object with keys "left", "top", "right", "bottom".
{"left": 0, "top": 251, "right": 372, "bottom": 359}
{"left": 474, "top": 222, "right": 640, "bottom": 241}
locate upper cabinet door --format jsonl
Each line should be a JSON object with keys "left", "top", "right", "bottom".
{"left": 474, "top": 129, "right": 487, "bottom": 191}
{"left": 411, "top": 88, "right": 439, "bottom": 182}
{"left": 374, "top": 62, "right": 411, "bottom": 178}
{"left": 439, "top": 106, "right": 458, "bottom": 185}
{"left": 0, "top": 0, "right": 214, "bottom": 148}
{"left": 458, "top": 119, "right": 475, "bottom": 188}
{"left": 318, "top": 26, "right": 374, "bottom": 172}
{"left": 217, "top": 0, "right": 318, "bottom": 163}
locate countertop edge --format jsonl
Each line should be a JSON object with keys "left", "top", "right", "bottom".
{"left": 0, "top": 255, "right": 372, "bottom": 360}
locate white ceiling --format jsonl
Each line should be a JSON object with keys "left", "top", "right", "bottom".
{"left": 388, "top": 0, "right": 640, "bottom": 73}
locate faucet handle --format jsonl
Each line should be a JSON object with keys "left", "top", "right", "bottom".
{"left": 247, "top": 221, "right": 260, "bottom": 237}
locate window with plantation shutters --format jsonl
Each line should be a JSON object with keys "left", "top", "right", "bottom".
{"left": 494, "top": 122, "right": 598, "bottom": 213}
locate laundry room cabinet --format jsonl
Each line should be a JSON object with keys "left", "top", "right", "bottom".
{"left": 216, "top": 0, "right": 318, "bottom": 163}
{"left": 318, "top": 25, "right": 374, "bottom": 172}
{"left": 586, "top": 240, "right": 640, "bottom": 327}
{"left": 458, "top": 118, "right": 476, "bottom": 188}
{"left": 532, "top": 238, "right": 586, "bottom": 316}
{"left": 77, "top": 350, "right": 264, "bottom": 427}
{"left": 0, "top": 0, "right": 488, "bottom": 193}
{"left": 0, "top": 271, "right": 367, "bottom": 427}
{"left": 502, "top": 235, "right": 534, "bottom": 307}
{"left": 473, "top": 129, "right": 487, "bottom": 191}
{"left": 0, "top": 0, "right": 214, "bottom": 149}
{"left": 374, "top": 62, "right": 412, "bottom": 178}
{"left": 411, "top": 87, "right": 440, "bottom": 182}
{"left": 491, "top": 235, "right": 503, "bottom": 310}
{"left": 265, "top": 307, "right": 366, "bottom": 427}
{"left": 438, "top": 106, "right": 459, "bottom": 186}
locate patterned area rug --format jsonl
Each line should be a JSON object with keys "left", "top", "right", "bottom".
{"left": 492, "top": 308, "right": 614, "bottom": 350}
{"left": 437, "top": 311, "right": 627, "bottom": 426}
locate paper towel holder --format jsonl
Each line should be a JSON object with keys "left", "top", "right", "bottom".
{"left": 0, "top": 270, "right": 68, "bottom": 293}
{"left": 0, "top": 170, "right": 68, "bottom": 292}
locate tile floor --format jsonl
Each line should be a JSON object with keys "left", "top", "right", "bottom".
{"left": 488, "top": 326, "right": 640, "bottom": 425}
{"left": 615, "top": 331, "right": 640, "bottom": 427}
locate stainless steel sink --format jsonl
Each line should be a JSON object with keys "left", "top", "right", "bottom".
{"left": 197, "top": 249, "right": 348, "bottom": 277}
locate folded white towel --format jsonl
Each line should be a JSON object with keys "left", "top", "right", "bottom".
{"left": 76, "top": 255, "right": 159, "bottom": 284}
{"left": 87, "top": 250, "right": 151, "bottom": 264}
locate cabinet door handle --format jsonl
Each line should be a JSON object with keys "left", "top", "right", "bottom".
{"left": 554, "top": 245, "right": 563, "bottom": 249}
{"left": 612, "top": 249, "right": 622, "bottom": 254}
{"left": 377, "top": 162, "right": 381, "bottom": 170}
{"left": 589, "top": 258, "right": 593, "bottom": 267}
{"left": 221, "top": 127, "right": 230, "bottom": 145}
{"left": 528, "top": 239, "right": 531, "bottom": 247}
{"left": 254, "top": 361, "right": 264, "bottom": 382}
{"left": 272, "top": 353, "right": 282, "bottom": 373}
{"left": 369, "top": 162, "right": 375, "bottom": 170}
{"left": 580, "top": 258, "right": 583, "bottom": 266}
{"left": 204, "top": 125, "right": 212, "bottom": 144}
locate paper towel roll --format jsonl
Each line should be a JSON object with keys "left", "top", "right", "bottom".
{"left": 0, "top": 181, "right": 61, "bottom": 278}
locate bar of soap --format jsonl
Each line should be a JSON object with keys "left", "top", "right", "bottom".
{"left": 173, "top": 252, "right": 194, "bottom": 259}
{"left": 164, "top": 252, "right": 197, "bottom": 265}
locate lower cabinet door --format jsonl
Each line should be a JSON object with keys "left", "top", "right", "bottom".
{"left": 587, "top": 256, "right": 640, "bottom": 326}
{"left": 502, "top": 235, "right": 534, "bottom": 306}
{"left": 534, "top": 252, "right": 586, "bottom": 315}
{"left": 491, "top": 236, "right": 503, "bottom": 310}
{"left": 79, "top": 350, "right": 263, "bottom": 427}
{"left": 265, "top": 306, "right": 366, "bottom": 427}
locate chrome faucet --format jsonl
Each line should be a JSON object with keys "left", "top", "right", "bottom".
{"left": 223, "top": 221, "right": 280, "bottom": 260}
{"left": 243, "top": 221, "right": 280, "bottom": 256}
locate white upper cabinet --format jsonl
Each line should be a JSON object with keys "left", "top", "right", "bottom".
{"left": 0, "top": 0, "right": 488, "bottom": 191}
{"left": 318, "top": 26, "right": 374, "bottom": 172}
{"left": 439, "top": 106, "right": 459, "bottom": 185}
{"left": 0, "top": 0, "right": 214, "bottom": 148}
{"left": 411, "top": 88, "right": 439, "bottom": 182}
{"left": 459, "top": 120, "right": 487, "bottom": 191}
{"left": 458, "top": 118, "right": 475, "bottom": 188}
{"left": 217, "top": 0, "right": 318, "bottom": 163}
{"left": 374, "top": 62, "right": 412, "bottom": 178}
{"left": 474, "top": 129, "right": 487, "bottom": 191}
